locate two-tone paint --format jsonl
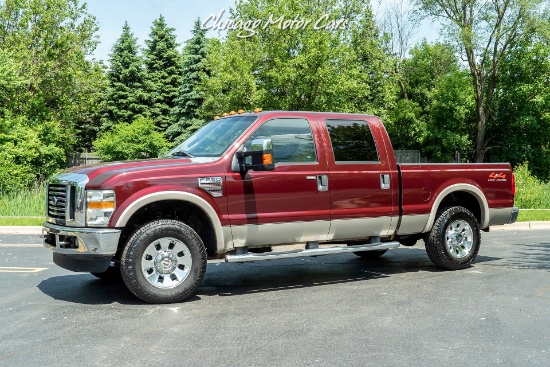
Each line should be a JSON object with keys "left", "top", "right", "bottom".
{"left": 58, "top": 111, "right": 516, "bottom": 256}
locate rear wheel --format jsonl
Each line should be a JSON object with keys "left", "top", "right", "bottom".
{"left": 120, "top": 220, "right": 207, "bottom": 303}
{"left": 425, "top": 206, "right": 480, "bottom": 270}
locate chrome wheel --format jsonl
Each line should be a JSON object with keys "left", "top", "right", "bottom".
{"left": 445, "top": 219, "right": 473, "bottom": 259}
{"left": 141, "top": 237, "right": 192, "bottom": 289}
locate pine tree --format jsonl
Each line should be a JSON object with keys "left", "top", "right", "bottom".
{"left": 101, "top": 22, "right": 149, "bottom": 129}
{"left": 169, "top": 19, "right": 208, "bottom": 142}
{"left": 144, "top": 15, "right": 182, "bottom": 131}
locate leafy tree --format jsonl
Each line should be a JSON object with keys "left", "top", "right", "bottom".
{"left": 201, "top": 0, "right": 395, "bottom": 117}
{"left": 386, "top": 41, "right": 476, "bottom": 161}
{"left": 0, "top": 49, "right": 26, "bottom": 113}
{"left": 101, "top": 22, "right": 149, "bottom": 130}
{"left": 487, "top": 38, "right": 550, "bottom": 179}
{"left": 170, "top": 19, "right": 209, "bottom": 142}
{"left": 144, "top": 15, "right": 182, "bottom": 131}
{"left": 93, "top": 117, "right": 170, "bottom": 161}
{"left": 424, "top": 71, "right": 476, "bottom": 162}
{"left": 414, "top": 0, "right": 549, "bottom": 162}
{"left": 0, "top": 0, "right": 104, "bottom": 152}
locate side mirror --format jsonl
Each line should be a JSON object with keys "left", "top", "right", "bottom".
{"left": 236, "top": 138, "right": 275, "bottom": 172}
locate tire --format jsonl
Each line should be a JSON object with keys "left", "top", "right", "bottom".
{"left": 353, "top": 249, "right": 388, "bottom": 259}
{"left": 120, "top": 220, "right": 207, "bottom": 304}
{"left": 91, "top": 265, "right": 122, "bottom": 282}
{"left": 425, "top": 206, "right": 480, "bottom": 270}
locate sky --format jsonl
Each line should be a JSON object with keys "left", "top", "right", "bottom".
{"left": 85, "top": 0, "right": 439, "bottom": 62}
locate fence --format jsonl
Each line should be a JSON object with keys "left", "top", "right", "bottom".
{"left": 394, "top": 150, "right": 429, "bottom": 164}
{"left": 67, "top": 152, "right": 102, "bottom": 168}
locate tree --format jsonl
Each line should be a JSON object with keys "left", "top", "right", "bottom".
{"left": 414, "top": 0, "right": 549, "bottom": 162}
{"left": 169, "top": 19, "right": 209, "bottom": 142}
{"left": 93, "top": 117, "right": 169, "bottom": 161}
{"left": 0, "top": 0, "right": 104, "bottom": 152}
{"left": 201, "top": 0, "right": 396, "bottom": 117}
{"left": 144, "top": 15, "right": 182, "bottom": 131}
{"left": 487, "top": 38, "right": 550, "bottom": 179}
{"left": 102, "top": 22, "right": 149, "bottom": 129}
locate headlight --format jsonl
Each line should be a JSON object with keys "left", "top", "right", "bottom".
{"left": 86, "top": 190, "right": 116, "bottom": 227}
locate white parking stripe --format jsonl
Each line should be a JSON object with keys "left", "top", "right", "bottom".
{"left": 0, "top": 244, "right": 42, "bottom": 248}
{"left": 0, "top": 267, "right": 47, "bottom": 273}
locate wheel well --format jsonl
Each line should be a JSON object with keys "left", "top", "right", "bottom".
{"left": 438, "top": 191, "right": 482, "bottom": 225}
{"left": 117, "top": 200, "right": 217, "bottom": 258}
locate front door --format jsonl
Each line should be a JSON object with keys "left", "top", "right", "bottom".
{"left": 225, "top": 117, "right": 331, "bottom": 247}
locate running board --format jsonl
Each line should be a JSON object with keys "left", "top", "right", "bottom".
{"left": 225, "top": 241, "right": 400, "bottom": 263}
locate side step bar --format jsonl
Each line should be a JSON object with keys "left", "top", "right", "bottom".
{"left": 225, "top": 241, "right": 400, "bottom": 263}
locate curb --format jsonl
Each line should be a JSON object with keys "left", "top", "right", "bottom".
{"left": 1, "top": 222, "right": 550, "bottom": 235}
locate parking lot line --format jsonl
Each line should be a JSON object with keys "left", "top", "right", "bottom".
{"left": 0, "top": 244, "right": 42, "bottom": 248}
{"left": 0, "top": 267, "right": 47, "bottom": 273}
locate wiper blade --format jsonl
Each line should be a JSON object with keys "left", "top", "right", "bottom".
{"left": 170, "top": 150, "right": 195, "bottom": 158}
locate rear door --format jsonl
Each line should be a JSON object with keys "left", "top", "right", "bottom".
{"left": 225, "top": 116, "right": 331, "bottom": 247}
{"left": 319, "top": 117, "right": 398, "bottom": 241}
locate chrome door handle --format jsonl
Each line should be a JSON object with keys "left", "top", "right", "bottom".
{"left": 318, "top": 175, "right": 328, "bottom": 192}
{"left": 380, "top": 174, "right": 390, "bottom": 189}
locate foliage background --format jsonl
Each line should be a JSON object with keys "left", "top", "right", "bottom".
{"left": 1, "top": 0, "right": 550, "bottom": 203}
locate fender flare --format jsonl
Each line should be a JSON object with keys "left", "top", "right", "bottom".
{"left": 114, "top": 191, "right": 225, "bottom": 251}
{"left": 422, "top": 184, "right": 489, "bottom": 233}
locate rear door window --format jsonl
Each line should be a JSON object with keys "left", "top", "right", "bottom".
{"left": 324, "top": 119, "right": 379, "bottom": 163}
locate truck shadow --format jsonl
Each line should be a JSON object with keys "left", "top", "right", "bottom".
{"left": 493, "top": 242, "right": 550, "bottom": 271}
{"left": 37, "top": 247, "right": 501, "bottom": 304}
{"left": 197, "top": 248, "right": 500, "bottom": 297}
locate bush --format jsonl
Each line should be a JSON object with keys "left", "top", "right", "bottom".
{"left": 93, "top": 117, "right": 170, "bottom": 161}
{"left": 0, "top": 114, "right": 64, "bottom": 193}
{"left": 514, "top": 162, "right": 550, "bottom": 209}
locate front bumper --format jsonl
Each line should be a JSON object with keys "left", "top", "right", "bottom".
{"left": 42, "top": 222, "right": 121, "bottom": 272}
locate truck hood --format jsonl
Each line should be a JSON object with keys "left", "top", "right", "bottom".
{"left": 64, "top": 157, "right": 219, "bottom": 186}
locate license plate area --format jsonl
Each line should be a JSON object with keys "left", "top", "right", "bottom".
{"left": 43, "top": 230, "right": 78, "bottom": 249}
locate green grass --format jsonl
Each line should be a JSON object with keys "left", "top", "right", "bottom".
{"left": 516, "top": 210, "right": 550, "bottom": 222}
{"left": 0, "top": 184, "right": 46, "bottom": 217}
{"left": 0, "top": 217, "right": 45, "bottom": 226}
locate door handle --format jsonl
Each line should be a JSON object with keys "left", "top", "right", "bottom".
{"left": 380, "top": 174, "right": 390, "bottom": 189}
{"left": 317, "top": 175, "right": 328, "bottom": 192}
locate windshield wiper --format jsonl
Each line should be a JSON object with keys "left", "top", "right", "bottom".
{"left": 170, "top": 150, "right": 195, "bottom": 158}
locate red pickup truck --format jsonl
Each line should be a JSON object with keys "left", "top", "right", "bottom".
{"left": 43, "top": 111, "right": 518, "bottom": 303}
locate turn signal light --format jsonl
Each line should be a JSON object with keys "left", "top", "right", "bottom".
{"left": 262, "top": 153, "right": 273, "bottom": 165}
{"left": 87, "top": 201, "right": 115, "bottom": 210}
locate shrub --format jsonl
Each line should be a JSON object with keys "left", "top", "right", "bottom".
{"left": 93, "top": 117, "right": 170, "bottom": 161}
{"left": 514, "top": 162, "right": 550, "bottom": 209}
{"left": 0, "top": 114, "right": 64, "bottom": 193}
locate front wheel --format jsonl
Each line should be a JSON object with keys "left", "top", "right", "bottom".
{"left": 120, "top": 220, "right": 207, "bottom": 304}
{"left": 425, "top": 206, "right": 480, "bottom": 270}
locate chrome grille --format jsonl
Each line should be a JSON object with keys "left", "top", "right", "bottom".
{"left": 47, "top": 183, "right": 67, "bottom": 222}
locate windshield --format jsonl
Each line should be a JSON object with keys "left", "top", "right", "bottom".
{"left": 165, "top": 116, "right": 258, "bottom": 158}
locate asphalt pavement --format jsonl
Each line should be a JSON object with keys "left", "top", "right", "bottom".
{"left": 0, "top": 226, "right": 549, "bottom": 367}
